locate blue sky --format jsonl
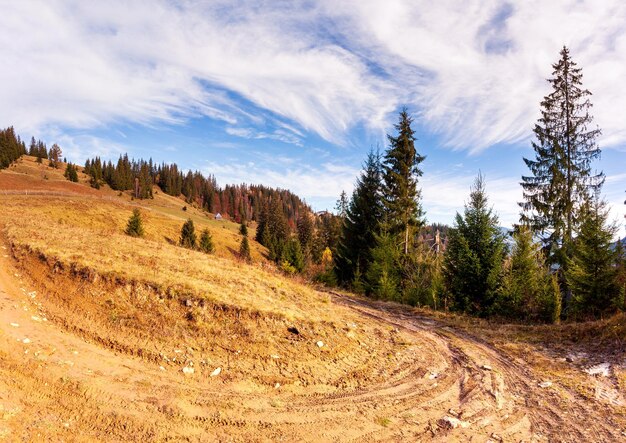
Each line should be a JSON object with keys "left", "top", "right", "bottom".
{"left": 1, "top": 1, "right": 625, "bottom": 236}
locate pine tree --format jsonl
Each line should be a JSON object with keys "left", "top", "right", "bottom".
{"left": 443, "top": 174, "right": 507, "bottom": 316}
{"left": 281, "top": 238, "right": 305, "bottom": 273}
{"left": 566, "top": 197, "right": 623, "bottom": 318}
{"left": 239, "top": 236, "right": 252, "bottom": 262}
{"left": 365, "top": 230, "right": 401, "bottom": 300}
{"left": 199, "top": 229, "right": 215, "bottom": 254}
{"left": 239, "top": 222, "right": 248, "bottom": 237}
{"left": 48, "top": 143, "right": 62, "bottom": 169}
{"left": 64, "top": 163, "right": 79, "bottom": 182}
{"left": 335, "top": 190, "right": 349, "bottom": 218}
{"left": 125, "top": 209, "right": 145, "bottom": 238}
{"left": 520, "top": 46, "right": 604, "bottom": 272}
{"left": 382, "top": 109, "right": 426, "bottom": 254}
{"left": 335, "top": 149, "right": 383, "bottom": 286}
{"left": 179, "top": 219, "right": 197, "bottom": 249}
{"left": 498, "top": 226, "right": 562, "bottom": 322}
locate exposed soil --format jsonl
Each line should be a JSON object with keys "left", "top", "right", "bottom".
{"left": 1, "top": 246, "right": 625, "bottom": 441}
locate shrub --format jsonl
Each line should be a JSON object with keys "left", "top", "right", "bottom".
{"left": 125, "top": 209, "right": 144, "bottom": 238}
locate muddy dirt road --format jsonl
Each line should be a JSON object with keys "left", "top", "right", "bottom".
{"left": 0, "top": 248, "right": 624, "bottom": 441}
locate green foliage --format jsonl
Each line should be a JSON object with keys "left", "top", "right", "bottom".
{"left": 497, "top": 226, "right": 561, "bottom": 323}
{"left": 64, "top": 163, "right": 79, "bottom": 182}
{"left": 401, "top": 245, "right": 444, "bottom": 309}
{"left": 382, "top": 109, "right": 425, "bottom": 254}
{"left": 366, "top": 231, "right": 401, "bottom": 300}
{"left": 566, "top": 198, "right": 623, "bottom": 318}
{"left": 0, "top": 127, "right": 26, "bottom": 170}
{"left": 239, "top": 222, "right": 248, "bottom": 237}
{"left": 125, "top": 209, "right": 145, "bottom": 238}
{"left": 335, "top": 149, "right": 383, "bottom": 286}
{"left": 443, "top": 174, "right": 507, "bottom": 316}
{"left": 520, "top": 46, "right": 603, "bottom": 273}
{"left": 281, "top": 238, "right": 305, "bottom": 273}
{"left": 179, "top": 218, "right": 197, "bottom": 250}
{"left": 239, "top": 236, "right": 252, "bottom": 262}
{"left": 198, "top": 229, "right": 215, "bottom": 254}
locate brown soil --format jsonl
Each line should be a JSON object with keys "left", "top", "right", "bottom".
{"left": 1, "top": 248, "right": 625, "bottom": 441}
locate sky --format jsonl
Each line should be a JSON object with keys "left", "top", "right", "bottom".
{"left": 1, "top": 0, "right": 625, "bottom": 236}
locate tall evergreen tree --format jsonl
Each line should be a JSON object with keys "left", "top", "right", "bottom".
{"left": 180, "top": 219, "right": 197, "bottom": 249}
{"left": 566, "top": 197, "right": 623, "bottom": 318}
{"left": 48, "top": 143, "right": 62, "bottom": 169}
{"left": 239, "top": 236, "right": 252, "bottom": 262}
{"left": 443, "top": 174, "right": 507, "bottom": 316}
{"left": 520, "top": 46, "right": 604, "bottom": 271}
{"left": 335, "top": 149, "right": 383, "bottom": 286}
{"left": 382, "top": 109, "right": 426, "bottom": 254}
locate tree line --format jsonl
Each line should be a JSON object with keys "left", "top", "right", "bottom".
{"left": 333, "top": 46, "right": 625, "bottom": 322}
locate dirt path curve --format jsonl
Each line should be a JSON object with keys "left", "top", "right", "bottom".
{"left": 0, "top": 245, "right": 624, "bottom": 441}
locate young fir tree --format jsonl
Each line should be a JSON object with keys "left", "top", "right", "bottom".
{"left": 64, "top": 163, "right": 79, "bottom": 182}
{"left": 498, "top": 226, "right": 562, "bottom": 323}
{"left": 239, "top": 236, "right": 252, "bottom": 262}
{"left": 443, "top": 174, "right": 507, "bottom": 316}
{"left": 382, "top": 109, "right": 425, "bottom": 254}
{"left": 179, "top": 218, "right": 197, "bottom": 249}
{"left": 281, "top": 238, "right": 305, "bottom": 273}
{"left": 125, "top": 208, "right": 145, "bottom": 238}
{"left": 520, "top": 46, "right": 604, "bottom": 272}
{"left": 199, "top": 228, "right": 215, "bottom": 254}
{"left": 335, "top": 149, "right": 383, "bottom": 287}
{"left": 566, "top": 197, "right": 623, "bottom": 318}
{"left": 239, "top": 221, "right": 248, "bottom": 237}
{"left": 365, "top": 229, "right": 401, "bottom": 301}
{"left": 296, "top": 212, "right": 314, "bottom": 257}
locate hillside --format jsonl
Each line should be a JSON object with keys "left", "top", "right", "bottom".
{"left": 0, "top": 156, "right": 625, "bottom": 441}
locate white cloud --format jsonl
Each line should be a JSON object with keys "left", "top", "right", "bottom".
{"left": 2, "top": 0, "right": 626, "bottom": 163}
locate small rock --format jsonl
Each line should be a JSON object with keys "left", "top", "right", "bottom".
{"left": 9, "top": 323, "right": 19, "bottom": 328}
{"left": 270, "top": 354, "right": 280, "bottom": 359}
{"left": 210, "top": 367, "right": 221, "bottom": 377}
{"left": 274, "top": 383, "right": 280, "bottom": 389}
{"left": 481, "top": 365, "right": 493, "bottom": 371}
{"left": 538, "top": 381, "right": 552, "bottom": 388}
{"left": 22, "top": 338, "right": 31, "bottom": 344}
{"left": 438, "top": 416, "right": 469, "bottom": 429}
{"left": 159, "top": 366, "right": 166, "bottom": 371}
{"left": 565, "top": 357, "right": 574, "bottom": 363}
{"left": 182, "top": 366, "right": 194, "bottom": 375}
{"left": 428, "top": 372, "right": 439, "bottom": 380}
{"left": 316, "top": 341, "right": 324, "bottom": 348}
{"left": 584, "top": 363, "right": 611, "bottom": 377}
{"left": 31, "top": 316, "right": 41, "bottom": 322}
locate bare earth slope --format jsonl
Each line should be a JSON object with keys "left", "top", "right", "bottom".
{"left": 1, "top": 158, "right": 625, "bottom": 441}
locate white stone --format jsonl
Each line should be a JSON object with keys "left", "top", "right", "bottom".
{"left": 182, "top": 366, "right": 194, "bottom": 375}
{"left": 210, "top": 367, "right": 222, "bottom": 377}
{"left": 22, "top": 338, "right": 30, "bottom": 344}
{"left": 584, "top": 363, "right": 611, "bottom": 377}
{"left": 316, "top": 341, "right": 324, "bottom": 348}
{"left": 538, "top": 381, "right": 552, "bottom": 388}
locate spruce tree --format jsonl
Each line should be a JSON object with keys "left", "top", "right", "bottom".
{"left": 335, "top": 149, "right": 383, "bottom": 286}
{"left": 199, "top": 229, "right": 215, "bottom": 254}
{"left": 281, "top": 238, "right": 305, "bottom": 273}
{"left": 365, "top": 230, "right": 401, "bottom": 300}
{"left": 566, "top": 197, "right": 623, "bottom": 318}
{"left": 498, "top": 226, "right": 562, "bottom": 322}
{"left": 520, "top": 46, "right": 604, "bottom": 271}
{"left": 382, "top": 109, "right": 425, "bottom": 254}
{"left": 239, "top": 236, "right": 252, "bottom": 262}
{"left": 180, "top": 219, "right": 197, "bottom": 249}
{"left": 239, "top": 222, "right": 248, "bottom": 237}
{"left": 125, "top": 209, "right": 145, "bottom": 238}
{"left": 443, "top": 174, "right": 507, "bottom": 316}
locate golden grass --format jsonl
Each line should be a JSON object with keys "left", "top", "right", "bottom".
{"left": 0, "top": 196, "right": 330, "bottom": 322}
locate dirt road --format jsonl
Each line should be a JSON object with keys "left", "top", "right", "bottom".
{"left": 0, "top": 247, "right": 624, "bottom": 441}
